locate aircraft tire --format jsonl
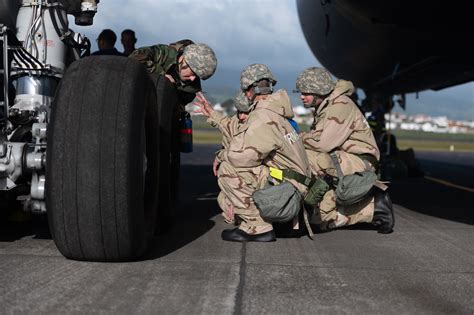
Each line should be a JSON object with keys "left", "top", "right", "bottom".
{"left": 153, "top": 75, "right": 180, "bottom": 234}
{"left": 46, "top": 56, "right": 159, "bottom": 262}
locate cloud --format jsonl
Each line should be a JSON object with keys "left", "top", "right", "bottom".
{"left": 73, "top": 0, "right": 318, "bottom": 73}
{"left": 69, "top": 0, "right": 473, "bottom": 115}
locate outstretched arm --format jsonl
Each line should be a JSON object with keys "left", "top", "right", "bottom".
{"left": 193, "top": 92, "right": 214, "bottom": 118}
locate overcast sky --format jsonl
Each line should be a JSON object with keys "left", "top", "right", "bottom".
{"left": 72, "top": 0, "right": 473, "bottom": 120}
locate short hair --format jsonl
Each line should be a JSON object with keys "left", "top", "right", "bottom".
{"left": 98, "top": 29, "right": 117, "bottom": 46}
{"left": 250, "top": 79, "right": 273, "bottom": 95}
{"left": 255, "top": 79, "right": 271, "bottom": 88}
{"left": 121, "top": 29, "right": 136, "bottom": 39}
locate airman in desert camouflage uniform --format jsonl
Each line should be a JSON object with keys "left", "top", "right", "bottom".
{"left": 129, "top": 40, "right": 217, "bottom": 106}
{"left": 130, "top": 40, "right": 217, "bottom": 231}
{"left": 295, "top": 67, "right": 394, "bottom": 233}
{"left": 208, "top": 91, "right": 251, "bottom": 163}
{"left": 197, "top": 91, "right": 251, "bottom": 224}
{"left": 195, "top": 64, "right": 311, "bottom": 242}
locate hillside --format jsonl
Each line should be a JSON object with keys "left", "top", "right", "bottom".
{"left": 394, "top": 92, "right": 474, "bottom": 121}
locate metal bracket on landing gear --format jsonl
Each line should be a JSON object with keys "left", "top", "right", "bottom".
{"left": 0, "top": 176, "right": 15, "bottom": 190}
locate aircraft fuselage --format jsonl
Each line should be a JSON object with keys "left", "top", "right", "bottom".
{"left": 296, "top": 0, "right": 474, "bottom": 95}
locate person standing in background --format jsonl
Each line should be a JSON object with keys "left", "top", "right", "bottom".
{"left": 121, "top": 29, "right": 137, "bottom": 57}
{"left": 91, "top": 29, "right": 124, "bottom": 56}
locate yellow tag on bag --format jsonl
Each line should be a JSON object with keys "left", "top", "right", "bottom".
{"left": 269, "top": 167, "right": 283, "bottom": 181}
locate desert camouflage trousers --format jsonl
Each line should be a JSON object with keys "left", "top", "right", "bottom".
{"left": 217, "top": 161, "right": 273, "bottom": 234}
{"left": 307, "top": 150, "right": 375, "bottom": 229}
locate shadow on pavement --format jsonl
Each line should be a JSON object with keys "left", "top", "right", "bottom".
{"left": 145, "top": 164, "right": 221, "bottom": 259}
{"left": 1, "top": 163, "right": 221, "bottom": 260}
{"left": 388, "top": 176, "right": 473, "bottom": 225}
{"left": 0, "top": 216, "right": 52, "bottom": 242}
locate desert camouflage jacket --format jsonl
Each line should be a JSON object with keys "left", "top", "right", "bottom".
{"left": 222, "top": 89, "right": 311, "bottom": 192}
{"left": 302, "top": 80, "right": 380, "bottom": 160}
{"left": 207, "top": 111, "right": 245, "bottom": 162}
{"left": 129, "top": 44, "right": 201, "bottom": 102}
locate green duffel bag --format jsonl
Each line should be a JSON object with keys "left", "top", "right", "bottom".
{"left": 335, "top": 171, "right": 378, "bottom": 206}
{"left": 253, "top": 181, "right": 302, "bottom": 223}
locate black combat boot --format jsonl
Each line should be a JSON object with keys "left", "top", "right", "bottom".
{"left": 372, "top": 190, "right": 395, "bottom": 234}
{"left": 221, "top": 228, "right": 276, "bottom": 242}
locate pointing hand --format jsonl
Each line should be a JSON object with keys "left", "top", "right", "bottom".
{"left": 193, "top": 92, "right": 214, "bottom": 117}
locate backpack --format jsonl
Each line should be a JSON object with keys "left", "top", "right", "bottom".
{"left": 254, "top": 171, "right": 315, "bottom": 239}
{"left": 253, "top": 181, "right": 302, "bottom": 223}
{"left": 330, "top": 153, "right": 378, "bottom": 206}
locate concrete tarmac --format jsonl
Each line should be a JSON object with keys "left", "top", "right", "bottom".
{"left": 0, "top": 144, "right": 473, "bottom": 314}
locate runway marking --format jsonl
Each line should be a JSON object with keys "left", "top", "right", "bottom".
{"left": 196, "top": 192, "right": 219, "bottom": 201}
{"left": 425, "top": 175, "right": 474, "bottom": 193}
{"left": 196, "top": 197, "right": 217, "bottom": 200}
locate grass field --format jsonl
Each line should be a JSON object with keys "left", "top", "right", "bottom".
{"left": 191, "top": 116, "right": 474, "bottom": 152}
{"left": 396, "top": 139, "right": 474, "bottom": 152}
{"left": 389, "top": 130, "right": 473, "bottom": 152}
{"left": 193, "top": 130, "right": 223, "bottom": 144}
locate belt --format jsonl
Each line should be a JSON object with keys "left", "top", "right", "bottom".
{"left": 269, "top": 167, "right": 312, "bottom": 186}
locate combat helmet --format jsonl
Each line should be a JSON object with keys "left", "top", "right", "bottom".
{"left": 295, "top": 67, "right": 335, "bottom": 95}
{"left": 234, "top": 91, "right": 251, "bottom": 112}
{"left": 240, "top": 63, "right": 277, "bottom": 93}
{"left": 183, "top": 43, "right": 217, "bottom": 80}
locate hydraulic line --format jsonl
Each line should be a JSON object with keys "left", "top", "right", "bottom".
{"left": 1, "top": 27, "right": 9, "bottom": 116}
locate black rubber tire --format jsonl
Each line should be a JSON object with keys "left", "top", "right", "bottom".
{"left": 153, "top": 75, "right": 181, "bottom": 234}
{"left": 46, "top": 56, "right": 159, "bottom": 262}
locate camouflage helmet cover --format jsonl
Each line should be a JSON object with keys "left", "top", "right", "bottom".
{"left": 183, "top": 43, "right": 217, "bottom": 80}
{"left": 233, "top": 91, "right": 250, "bottom": 112}
{"left": 295, "top": 67, "right": 335, "bottom": 95}
{"left": 240, "top": 63, "right": 277, "bottom": 90}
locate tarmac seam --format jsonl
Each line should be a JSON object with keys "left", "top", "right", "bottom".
{"left": 234, "top": 243, "right": 247, "bottom": 315}
{"left": 0, "top": 255, "right": 470, "bottom": 274}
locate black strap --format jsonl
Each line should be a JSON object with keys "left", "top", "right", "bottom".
{"left": 329, "top": 152, "right": 344, "bottom": 178}
{"left": 302, "top": 202, "right": 315, "bottom": 240}
{"left": 280, "top": 169, "right": 318, "bottom": 240}
{"left": 282, "top": 169, "right": 312, "bottom": 186}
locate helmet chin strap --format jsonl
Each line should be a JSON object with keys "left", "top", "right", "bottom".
{"left": 174, "top": 57, "right": 184, "bottom": 82}
{"left": 249, "top": 92, "right": 257, "bottom": 105}
{"left": 246, "top": 91, "right": 258, "bottom": 111}
{"left": 178, "top": 57, "right": 186, "bottom": 73}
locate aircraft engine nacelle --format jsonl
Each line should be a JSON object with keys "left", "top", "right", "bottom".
{"left": 296, "top": 0, "right": 474, "bottom": 95}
